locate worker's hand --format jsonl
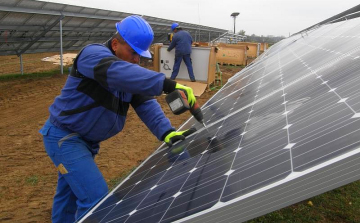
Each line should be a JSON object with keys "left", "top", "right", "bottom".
{"left": 164, "top": 128, "right": 197, "bottom": 147}
{"left": 175, "top": 83, "right": 196, "bottom": 107}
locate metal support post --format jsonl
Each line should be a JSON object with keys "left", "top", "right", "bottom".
{"left": 20, "top": 54, "right": 23, "bottom": 75}
{"left": 60, "top": 18, "right": 63, "bottom": 74}
{"left": 233, "top": 16, "right": 236, "bottom": 34}
{"left": 257, "top": 43, "right": 260, "bottom": 57}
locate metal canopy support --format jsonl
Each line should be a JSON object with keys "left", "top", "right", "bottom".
{"left": 60, "top": 17, "right": 63, "bottom": 74}
{"left": 0, "top": 1, "right": 227, "bottom": 57}
{"left": 16, "top": 14, "right": 65, "bottom": 56}
{"left": 0, "top": 5, "right": 223, "bottom": 33}
{"left": 0, "top": 25, "right": 116, "bottom": 33}
{"left": 211, "top": 31, "right": 246, "bottom": 44}
{"left": 20, "top": 54, "right": 23, "bottom": 75}
{"left": 4, "top": 36, "right": 112, "bottom": 43}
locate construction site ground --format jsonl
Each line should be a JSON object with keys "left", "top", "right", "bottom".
{"left": 0, "top": 52, "right": 241, "bottom": 222}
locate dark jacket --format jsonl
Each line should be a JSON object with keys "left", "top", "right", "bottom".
{"left": 47, "top": 43, "right": 174, "bottom": 143}
{"left": 167, "top": 30, "right": 193, "bottom": 56}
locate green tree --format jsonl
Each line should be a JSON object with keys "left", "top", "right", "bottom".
{"left": 237, "top": 30, "right": 246, "bottom": 35}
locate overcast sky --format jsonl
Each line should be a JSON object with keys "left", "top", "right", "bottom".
{"left": 40, "top": 0, "right": 359, "bottom": 37}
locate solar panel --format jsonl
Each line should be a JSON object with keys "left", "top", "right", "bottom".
{"left": 79, "top": 16, "right": 360, "bottom": 223}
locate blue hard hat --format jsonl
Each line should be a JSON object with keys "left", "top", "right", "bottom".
{"left": 171, "top": 23, "right": 179, "bottom": 31}
{"left": 115, "top": 15, "right": 154, "bottom": 58}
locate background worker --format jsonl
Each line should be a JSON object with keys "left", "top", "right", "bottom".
{"left": 167, "top": 23, "right": 196, "bottom": 82}
{"left": 39, "top": 15, "right": 196, "bottom": 223}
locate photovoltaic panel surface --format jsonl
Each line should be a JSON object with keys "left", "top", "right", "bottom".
{"left": 80, "top": 16, "right": 360, "bottom": 223}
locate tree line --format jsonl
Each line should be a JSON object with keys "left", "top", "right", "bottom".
{"left": 238, "top": 30, "right": 285, "bottom": 44}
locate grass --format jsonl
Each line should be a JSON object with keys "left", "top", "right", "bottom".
{"left": 25, "top": 175, "right": 39, "bottom": 186}
{"left": 220, "top": 64, "right": 246, "bottom": 69}
{"left": 0, "top": 66, "right": 70, "bottom": 81}
{"left": 247, "top": 181, "right": 360, "bottom": 222}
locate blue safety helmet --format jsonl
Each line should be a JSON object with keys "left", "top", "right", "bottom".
{"left": 171, "top": 23, "right": 179, "bottom": 31}
{"left": 115, "top": 15, "right": 154, "bottom": 58}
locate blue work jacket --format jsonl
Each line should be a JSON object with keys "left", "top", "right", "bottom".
{"left": 47, "top": 43, "right": 174, "bottom": 143}
{"left": 167, "top": 30, "right": 193, "bottom": 56}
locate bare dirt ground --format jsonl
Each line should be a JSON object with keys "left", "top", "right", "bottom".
{"left": 0, "top": 53, "right": 241, "bottom": 222}
{"left": 0, "top": 52, "right": 78, "bottom": 75}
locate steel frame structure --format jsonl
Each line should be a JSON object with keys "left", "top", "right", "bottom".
{"left": 0, "top": 0, "right": 227, "bottom": 74}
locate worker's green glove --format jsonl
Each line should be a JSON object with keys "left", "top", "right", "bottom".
{"left": 164, "top": 128, "right": 197, "bottom": 147}
{"left": 175, "top": 83, "right": 196, "bottom": 107}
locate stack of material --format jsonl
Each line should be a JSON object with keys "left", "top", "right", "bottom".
{"left": 216, "top": 43, "right": 247, "bottom": 66}
{"left": 260, "top": 42, "right": 269, "bottom": 52}
{"left": 236, "top": 42, "right": 259, "bottom": 58}
{"left": 41, "top": 53, "right": 77, "bottom": 66}
{"left": 193, "top": 42, "right": 210, "bottom": 47}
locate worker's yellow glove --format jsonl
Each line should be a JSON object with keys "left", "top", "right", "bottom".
{"left": 175, "top": 83, "right": 196, "bottom": 107}
{"left": 164, "top": 128, "right": 197, "bottom": 147}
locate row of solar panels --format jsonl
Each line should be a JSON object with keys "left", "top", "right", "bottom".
{"left": 0, "top": 0, "right": 228, "bottom": 56}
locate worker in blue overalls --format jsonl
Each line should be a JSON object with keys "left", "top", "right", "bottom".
{"left": 167, "top": 23, "right": 196, "bottom": 82}
{"left": 39, "top": 15, "right": 196, "bottom": 223}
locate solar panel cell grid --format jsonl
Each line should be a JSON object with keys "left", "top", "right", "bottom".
{"left": 80, "top": 17, "right": 360, "bottom": 223}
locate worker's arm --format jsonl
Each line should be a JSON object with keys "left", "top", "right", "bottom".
{"left": 130, "top": 94, "right": 174, "bottom": 140}
{"left": 131, "top": 94, "right": 196, "bottom": 144}
{"left": 187, "top": 31, "right": 193, "bottom": 44}
{"left": 167, "top": 34, "right": 178, "bottom": 52}
{"left": 77, "top": 44, "right": 196, "bottom": 102}
{"left": 77, "top": 44, "right": 165, "bottom": 96}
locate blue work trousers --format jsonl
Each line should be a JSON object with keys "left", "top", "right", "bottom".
{"left": 40, "top": 120, "right": 108, "bottom": 223}
{"left": 171, "top": 54, "right": 195, "bottom": 81}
